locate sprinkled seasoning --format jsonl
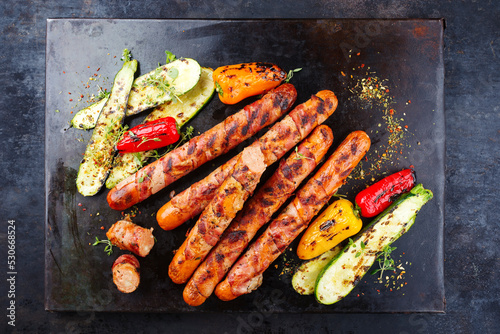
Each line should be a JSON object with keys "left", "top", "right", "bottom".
{"left": 344, "top": 66, "right": 412, "bottom": 178}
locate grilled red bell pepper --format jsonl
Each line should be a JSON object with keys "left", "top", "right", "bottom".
{"left": 116, "top": 117, "right": 180, "bottom": 153}
{"left": 355, "top": 168, "right": 416, "bottom": 218}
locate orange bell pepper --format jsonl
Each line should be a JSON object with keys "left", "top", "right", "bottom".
{"left": 213, "top": 62, "right": 286, "bottom": 104}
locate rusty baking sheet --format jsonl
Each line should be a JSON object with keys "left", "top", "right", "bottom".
{"left": 45, "top": 19, "right": 445, "bottom": 312}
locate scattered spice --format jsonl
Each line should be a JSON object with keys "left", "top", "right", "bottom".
{"left": 343, "top": 67, "right": 412, "bottom": 179}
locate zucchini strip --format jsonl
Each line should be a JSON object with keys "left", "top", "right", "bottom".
{"left": 70, "top": 96, "right": 109, "bottom": 130}
{"left": 104, "top": 67, "right": 215, "bottom": 189}
{"left": 76, "top": 60, "right": 138, "bottom": 196}
{"left": 71, "top": 58, "right": 201, "bottom": 130}
{"left": 314, "top": 184, "right": 433, "bottom": 305}
{"left": 292, "top": 243, "right": 345, "bottom": 295}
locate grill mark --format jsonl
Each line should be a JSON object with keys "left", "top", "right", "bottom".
{"left": 227, "top": 230, "right": 247, "bottom": 244}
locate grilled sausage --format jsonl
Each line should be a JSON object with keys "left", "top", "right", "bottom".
{"left": 215, "top": 131, "right": 371, "bottom": 301}
{"left": 112, "top": 254, "right": 140, "bottom": 293}
{"left": 169, "top": 145, "right": 267, "bottom": 284}
{"left": 157, "top": 90, "right": 339, "bottom": 231}
{"left": 106, "top": 217, "right": 155, "bottom": 257}
{"left": 107, "top": 83, "right": 297, "bottom": 211}
{"left": 183, "top": 125, "right": 334, "bottom": 306}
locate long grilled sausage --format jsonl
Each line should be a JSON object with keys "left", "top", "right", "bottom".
{"left": 106, "top": 217, "right": 155, "bottom": 257}
{"left": 215, "top": 131, "right": 371, "bottom": 301}
{"left": 157, "top": 90, "right": 339, "bottom": 231}
{"left": 183, "top": 125, "right": 334, "bottom": 306}
{"left": 107, "top": 83, "right": 297, "bottom": 211}
{"left": 169, "top": 145, "right": 267, "bottom": 284}
{"left": 112, "top": 254, "right": 140, "bottom": 293}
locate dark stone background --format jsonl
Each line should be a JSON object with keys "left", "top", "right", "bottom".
{"left": 0, "top": 1, "right": 498, "bottom": 333}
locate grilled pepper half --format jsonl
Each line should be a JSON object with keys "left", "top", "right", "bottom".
{"left": 297, "top": 199, "right": 362, "bottom": 260}
{"left": 116, "top": 117, "right": 180, "bottom": 153}
{"left": 213, "top": 62, "right": 286, "bottom": 104}
{"left": 355, "top": 168, "right": 416, "bottom": 218}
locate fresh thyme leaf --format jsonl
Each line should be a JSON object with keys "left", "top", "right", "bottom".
{"left": 121, "top": 49, "right": 132, "bottom": 62}
{"left": 132, "top": 152, "right": 143, "bottom": 166}
{"left": 165, "top": 50, "right": 176, "bottom": 64}
{"left": 144, "top": 66, "right": 182, "bottom": 101}
{"left": 371, "top": 245, "right": 397, "bottom": 279}
{"left": 96, "top": 86, "right": 110, "bottom": 100}
{"left": 285, "top": 68, "right": 302, "bottom": 83}
{"left": 92, "top": 237, "right": 114, "bottom": 256}
{"left": 150, "top": 126, "right": 195, "bottom": 160}
{"left": 293, "top": 146, "right": 314, "bottom": 160}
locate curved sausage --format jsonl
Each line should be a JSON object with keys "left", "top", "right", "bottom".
{"left": 107, "top": 83, "right": 297, "bottom": 211}
{"left": 157, "top": 90, "right": 339, "bottom": 231}
{"left": 169, "top": 145, "right": 266, "bottom": 284}
{"left": 106, "top": 217, "right": 155, "bottom": 257}
{"left": 183, "top": 125, "right": 334, "bottom": 306}
{"left": 112, "top": 254, "right": 140, "bottom": 293}
{"left": 215, "top": 131, "right": 371, "bottom": 301}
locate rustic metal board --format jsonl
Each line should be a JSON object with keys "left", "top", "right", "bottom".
{"left": 45, "top": 18, "right": 445, "bottom": 312}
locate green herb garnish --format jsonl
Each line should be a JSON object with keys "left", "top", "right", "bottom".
{"left": 92, "top": 237, "right": 114, "bottom": 256}
{"left": 371, "top": 245, "right": 397, "bottom": 279}
{"left": 293, "top": 146, "right": 314, "bottom": 160}
{"left": 285, "top": 68, "right": 302, "bottom": 83}
{"left": 165, "top": 50, "right": 176, "bottom": 64}
{"left": 121, "top": 48, "right": 132, "bottom": 62}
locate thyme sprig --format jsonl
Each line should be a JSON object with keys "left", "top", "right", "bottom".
{"left": 285, "top": 68, "right": 302, "bottom": 83}
{"left": 371, "top": 245, "right": 397, "bottom": 279}
{"left": 348, "top": 238, "right": 366, "bottom": 258}
{"left": 121, "top": 48, "right": 132, "bottom": 62}
{"left": 92, "top": 237, "right": 114, "bottom": 256}
{"left": 150, "top": 125, "right": 195, "bottom": 160}
{"left": 293, "top": 146, "right": 314, "bottom": 160}
{"left": 144, "top": 67, "right": 182, "bottom": 102}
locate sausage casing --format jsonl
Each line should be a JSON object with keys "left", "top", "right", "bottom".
{"left": 215, "top": 131, "right": 371, "bottom": 301}
{"left": 107, "top": 83, "right": 297, "bottom": 211}
{"left": 112, "top": 254, "right": 140, "bottom": 293}
{"left": 157, "top": 90, "right": 339, "bottom": 231}
{"left": 106, "top": 217, "right": 155, "bottom": 257}
{"left": 169, "top": 145, "right": 267, "bottom": 284}
{"left": 183, "top": 125, "right": 334, "bottom": 306}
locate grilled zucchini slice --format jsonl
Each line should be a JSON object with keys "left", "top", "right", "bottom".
{"left": 315, "top": 184, "right": 433, "bottom": 305}
{"left": 292, "top": 243, "right": 345, "bottom": 296}
{"left": 76, "top": 60, "right": 137, "bottom": 196}
{"left": 70, "top": 95, "right": 109, "bottom": 130}
{"left": 71, "top": 58, "right": 201, "bottom": 130}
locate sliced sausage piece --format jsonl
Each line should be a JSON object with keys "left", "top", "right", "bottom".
{"left": 112, "top": 254, "right": 140, "bottom": 293}
{"left": 215, "top": 131, "right": 371, "bottom": 301}
{"left": 106, "top": 217, "right": 155, "bottom": 257}
{"left": 183, "top": 125, "right": 334, "bottom": 306}
{"left": 157, "top": 90, "right": 339, "bottom": 231}
{"left": 169, "top": 145, "right": 267, "bottom": 284}
{"left": 107, "top": 83, "right": 297, "bottom": 211}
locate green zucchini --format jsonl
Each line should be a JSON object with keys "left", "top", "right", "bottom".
{"left": 71, "top": 58, "right": 202, "bottom": 130}
{"left": 70, "top": 95, "right": 109, "bottom": 130}
{"left": 314, "top": 184, "right": 433, "bottom": 305}
{"left": 104, "top": 67, "right": 215, "bottom": 189}
{"left": 76, "top": 60, "right": 138, "bottom": 196}
{"left": 292, "top": 243, "right": 345, "bottom": 295}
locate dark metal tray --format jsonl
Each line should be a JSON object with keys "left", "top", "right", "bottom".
{"left": 45, "top": 18, "right": 445, "bottom": 312}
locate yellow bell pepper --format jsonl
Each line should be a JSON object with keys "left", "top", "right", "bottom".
{"left": 297, "top": 198, "right": 362, "bottom": 260}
